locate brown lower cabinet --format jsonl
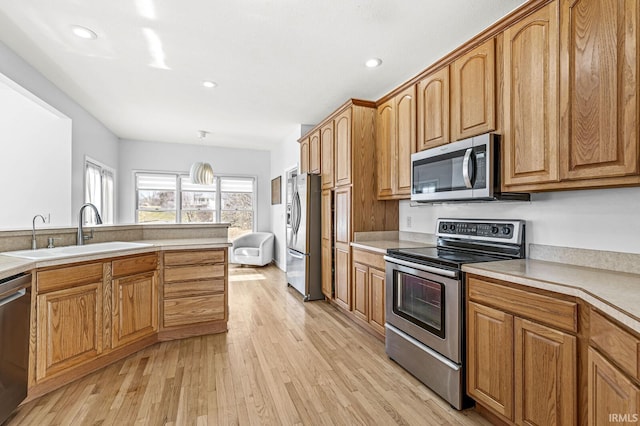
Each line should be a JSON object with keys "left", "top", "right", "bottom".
{"left": 588, "top": 348, "right": 640, "bottom": 425}
{"left": 30, "top": 248, "right": 228, "bottom": 398}
{"left": 467, "top": 275, "right": 577, "bottom": 425}
{"left": 468, "top": 274, "right": 640, "bottom": 426}
{"left": 160, "top": 249, "right": 228, "bottom": 337}
{"left": 111, "top": 254, "right": 158, "bottom": 348}
{"left": 35, "top": 279, "right": 103, "bottom": 382}
{"left": 588, "top": 309, "right": 640, "bottom": 425}
{"left": 351, "top": 247, "right": 386, "bottom": 337}
{"left": 334, "top": 245, "right": 351, "bottom": 311}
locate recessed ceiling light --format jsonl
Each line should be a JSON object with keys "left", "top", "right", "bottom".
{"left": 365, "top": 58, "right": 383, "bottom": 68}
{"left": 202, "top": 81, "right": 217, "bottom": 88}
{"left": 71, "top": 25, "right": 97, "bottom": 40}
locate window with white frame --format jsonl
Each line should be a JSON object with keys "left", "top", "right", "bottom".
{"left": 135, "top": 173, "right": 179, "bottom": 223}
{"left": 135, "top": 172, "right": 255, "bottom": 238}
{"left": 220, "top": 176, "right": 255, "bottom": 239}
{"left": 180, "top": 176, "right": 217, "bottom": 223}
{"left": 84, "top": 159, "right": 115, "bottom": 224}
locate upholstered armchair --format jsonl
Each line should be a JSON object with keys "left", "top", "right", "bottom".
{"left": 231, "top": 232, "right": 274, "bottom": 266}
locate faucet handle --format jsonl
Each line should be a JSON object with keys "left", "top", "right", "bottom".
{"left": 83, "top": 229, "right": 95, "bottom": 241}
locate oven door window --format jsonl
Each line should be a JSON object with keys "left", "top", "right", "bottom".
{"left": 393, "top": 270, "right": 445, "bottom": 338}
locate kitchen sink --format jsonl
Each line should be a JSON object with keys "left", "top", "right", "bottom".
{"left": 1, "top": 241, "right": 153, "bottom": 260}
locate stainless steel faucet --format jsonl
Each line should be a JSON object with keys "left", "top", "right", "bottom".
{"left": 31, "top": 214, "right": 46, "bottom": 250}
{"left": 77, "top": 203, "right": 103, "bottom": 245}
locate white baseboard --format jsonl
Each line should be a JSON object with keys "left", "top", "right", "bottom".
{"left": 274, "top": 258, "right": 285, "bottom": 271}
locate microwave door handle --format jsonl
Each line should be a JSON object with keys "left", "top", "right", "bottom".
{"left": 462, "top": 148, "right": 475, "bottom": 188}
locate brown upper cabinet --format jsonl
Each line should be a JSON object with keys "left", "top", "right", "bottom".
{"left": 559, "top": 0, "right": 638, "bottom": 181}
{"left": 502, "top": 0, "right": 640, "bottom": 191}
{"left": 309, "top": 129, "right": 321, "bottom": 175}
{"left": 417, "top": 66, "right": 450, "bottom": 150}
{"left": 299, "top": 136, "right": 310, "bottom": 174}
{"left": 451, "top": 38, "right": 496, "bottom": 141}
{"left": 376, "top": 98, "right": 394, "bottom": 198}
{"left": 334, "top": 108, "right": 352, "bottom": 187}
{"left": 376, "top": 86, "right": 417, "bottom": 199}
{"left": 503, "top": 1, "right": 560, "bottom": 187}
{"left": 320, "top": 122, "right": 334, "bottom": 189}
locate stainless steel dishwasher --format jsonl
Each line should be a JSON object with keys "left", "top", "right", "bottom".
{"left": 0, "top": 273, "right": 31, "bottom": 424}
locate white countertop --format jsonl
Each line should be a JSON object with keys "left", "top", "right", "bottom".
{"left": 0, "top": 238, "right": 231, "bottom": 280}
{"left": 463, "top": 259, "right": 640, "bottom": 335}
{"left": 350, "top": 240, "right": 435, "bottom": 254}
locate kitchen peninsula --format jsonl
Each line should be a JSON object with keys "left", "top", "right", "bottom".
{"left": 0, "top": 223, "right": 231, "bottom": 401}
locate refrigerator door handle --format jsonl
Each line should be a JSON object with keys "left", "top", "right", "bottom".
{"left": 292, "top": 191, "right": 301, "bottom": 233}
{"left": 287, "top": 249, "right": 305, "bottom": 260}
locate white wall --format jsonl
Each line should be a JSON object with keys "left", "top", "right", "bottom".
{"left": 0, "top": 81, "right": 72, "bottom": 228}
{"left": 0, "top": 41, "right": 119, "bottom": 225}
{"left": 269, "top": 125, "right": 309, "bottom": 270}
{"left": 400, "top": 185, "right": 640, "bottom": 254}
{"left": 118, "top": 139, "right": 271, "bottom": 234}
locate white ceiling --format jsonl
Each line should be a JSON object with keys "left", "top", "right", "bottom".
{"left": 0, "top": 0, "right": 527, "bottom": 150}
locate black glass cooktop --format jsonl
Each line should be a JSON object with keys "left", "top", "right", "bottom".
{"left": 387, "top": 246, "right": 510, "bottom": 270}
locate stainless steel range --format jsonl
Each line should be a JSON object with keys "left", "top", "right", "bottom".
{"left": 384, "top": 218, "right": 526, "bottom": 409}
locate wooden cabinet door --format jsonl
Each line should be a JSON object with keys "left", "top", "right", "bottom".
{"left": 451, "top": 38, "right": 496, "bottom": 141}
{"left": 112, "top": 271, "right": 158, "bottom": 348}
{"left": 368, "top": 267, "right": 386, "bottom": 336}
{"left": 334, "top": 245, "right": 351, "bottom": 310}
{"left": 321, "top": 238, "right": 332, "bottom": 298}
{"left": 321, "top": 189, "right": 332, "bottom": 241}
{"left": 300, "top": 137, "right": 310, "bottom": 174}
{"left": 588, "top": 347, "right": 640, "bottom": 425}
{"left": 334, "top": 186, "right": 351, "bottom": 245}
{"left": 352, "top": 262, "right": 368, "bottom": 322}
{"left": 36, "top": 282, "right": 103, "bottom": 381}
{"left": 418, "top": 67, "right": 450, "bottom": 150}
{"left": 467, "top": 301, "right": 514, "bottom": 420}
{"left": 376, "top": 98, "right": 395, "bottom": 199}
{"left": 514, "top": 318, "right": 576, "bottom": 426}
{"left": 503, "top": 3, "right": 560, "bottom": 187}
{"left": 321, "top": 122, "right": 334, "bottom": 189}
{"left": 396, "top": 86, "right": 416, "bottom": 195}
{"left": 309, "top": 130, "right": 321, "bottom": 174}
{"left": 559, "top": 0, "right": 638, "bottom": 181}
{"left": 334, "top": 108, "right": 352, "bottom": 186}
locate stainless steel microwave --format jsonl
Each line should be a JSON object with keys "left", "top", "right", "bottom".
{"left": 410, "top": 133, "right": 529, "bottom": 203}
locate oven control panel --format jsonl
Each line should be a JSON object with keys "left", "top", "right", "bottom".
{"left": 438, "top": 220, "right": 518, "bottom": 240}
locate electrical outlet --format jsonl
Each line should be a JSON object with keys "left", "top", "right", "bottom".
{"left": 406, "top": 216, "right": 412, "bottom": 228}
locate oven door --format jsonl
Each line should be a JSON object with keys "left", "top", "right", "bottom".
{"left": 411, "top": 133, "right": 494, "bottom": 202}
{"left": 384, "top": 257, "right": 462, "bottom": 363}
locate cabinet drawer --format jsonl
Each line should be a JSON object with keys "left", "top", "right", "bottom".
{"left": 111, "top": 254, "right": 157, "bottom": 278}
{"left": 590, "top": 310, "right": 640, "bottom": 380}
{"left": 164, "top": 250, "right": 225, "bottom": 266}
{"left": 352, "top": 248, "right": 385, "bottom": 270}
{"left": 37, "top": 262, "right": 103, "bottom": 293}
{"left": 164, "top": 279, "right": 225, "bottom": 298}
{"left": 468, "top": 277, "right": 577, "bottom": 333}
{"left": 164, "top": 264, "right": 225, "bottom": 283}
{"left": 163, "top": 294, "right": 225, "bottom": 327}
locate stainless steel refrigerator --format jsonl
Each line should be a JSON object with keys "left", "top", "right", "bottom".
{"left": 286, "top": 173, "right": 323, "bottom": 301}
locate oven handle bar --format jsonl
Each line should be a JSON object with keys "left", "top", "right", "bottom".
{"left": 383, "top": 256, "right": 458, "bottom": 278}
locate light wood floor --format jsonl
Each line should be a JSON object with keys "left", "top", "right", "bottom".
{"left": 8, "top": 265, "right": 489, "bottom": 425}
